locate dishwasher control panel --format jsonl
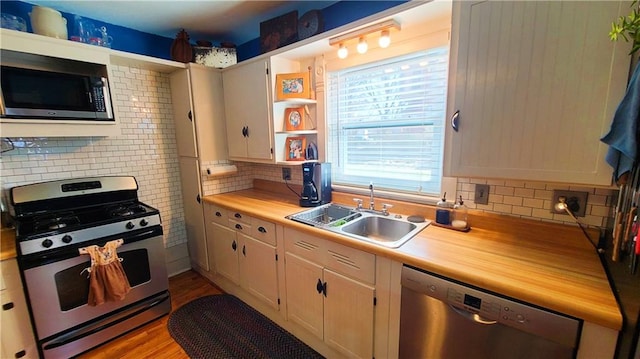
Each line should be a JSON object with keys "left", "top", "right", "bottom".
{"left": 401, "top": 265, "right": 581, "bottom": 348}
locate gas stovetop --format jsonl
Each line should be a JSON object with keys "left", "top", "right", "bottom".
{"left": 10, "top": 176, "right": 162, "bottom": 256}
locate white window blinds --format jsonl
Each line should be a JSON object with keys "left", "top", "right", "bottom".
{"left": 326, "top": 47, "right": 449, "bottom": 196}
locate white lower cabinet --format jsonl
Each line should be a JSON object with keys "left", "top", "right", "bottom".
{"left": 0, "top": 259, "right": 37, "bottom": 359}
{"left": 284, "top": 228, "right": 375, "bottom": 359}
{"left": 205, "top": 204, "right": 280, "bottom": 310}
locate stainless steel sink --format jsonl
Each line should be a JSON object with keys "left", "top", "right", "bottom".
{"left": 338, "top": 214, "right": 428, "bottom": 248}
{"left": 287, "top": 204, "right": 430, "bottom": 248}
{"left": 286, "top": 203, "right": 361, "bottom": 227}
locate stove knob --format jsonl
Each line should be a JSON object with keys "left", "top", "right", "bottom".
{"left": 62, "top": 235, "right": 73, "bottom": 243}
{"left": 126, "top": 222, "right": 135, "bottom": 230}
{"left": 42, "top": 239, "right": 53, "bottom": 248}
{"left": 140, "top": 219, "right": 148, "bottom": 227}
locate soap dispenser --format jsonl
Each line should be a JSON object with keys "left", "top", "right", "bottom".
{"left": 452, "top": 195, "right": 468, "bottom": 229}
{"left": 435, "top": 193, "right": 452, "bottom": 225}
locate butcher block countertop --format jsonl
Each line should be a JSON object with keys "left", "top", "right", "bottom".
{"left": 204, "top": 182, "right": 622, "bottom": 332}
{"left": 1, "top": 227, "right": 17, "bottom": 261}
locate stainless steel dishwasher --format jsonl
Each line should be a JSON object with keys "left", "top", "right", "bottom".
{"left": 399, "top": 265, "right": 581, "bottom": 359}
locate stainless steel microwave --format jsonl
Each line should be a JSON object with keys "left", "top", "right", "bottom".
{"left": 0, "top": 56, "right": 114, "bottom": 121}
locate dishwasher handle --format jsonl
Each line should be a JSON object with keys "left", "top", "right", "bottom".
{"left": 449, "top": 304, "right": 497, "bottom": 325}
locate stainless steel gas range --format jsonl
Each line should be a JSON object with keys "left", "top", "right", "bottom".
{"left": 10, "top": 176, "right": 171, "bottom": 359}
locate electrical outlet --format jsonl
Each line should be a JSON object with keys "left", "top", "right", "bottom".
{"left": 282, "top": 167, "right": 291, "bottom": 181}
{"left": 551, "top": 190, "right": 588, "bottom": 217}
{"left": 474, "top": 184, "right": 489, "bottom": 205}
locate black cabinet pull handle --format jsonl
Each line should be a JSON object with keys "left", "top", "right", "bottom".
{"left": 242, "top": 245, "right": 246, "bottom": 256}
{"left": 235, "top": 223, "right": 243, "bottom": 230}
{"left": 258, "top": 226, "right": 267, "bottom": 233}
{"left": 245, "top": 126, "right": 249, "bottom": 137}
{"left": 196, "top": 194, "right": 201, "bottom": 203}
{"left": 2, "top": 302, "right": 14, "bottom": 310}
{"left": 188, "top": 110, "right": 193, "bottom": 121}
{"left": 322, "top": 281, "right": 327, "bottom": 297}
{"left": 215, "top": 211, "right": 222, "bottom": 217}
{"left": 15, "top": 349, "right": 26, "bottom": 358}
{"left": 234, "top": 213, "right": 242, "bottom": 219}
{"left": 451, "top": 110, "right": 460, "bottom": 132}
{"left": 232, "top": 240, "right": 237, "bottom": 251}
{"left": 241, "top": 126, "right": 248, "bottom": 137}
{"left": 316, "top": 279, "right": 323, "bottom": 294}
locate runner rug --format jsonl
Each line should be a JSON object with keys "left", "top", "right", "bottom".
{"left": 167, "top": 294, "right": 324, "bottom": 358}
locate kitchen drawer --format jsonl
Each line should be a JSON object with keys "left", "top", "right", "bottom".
{"left": 228, "top": 210, "right": 250, "bottom": 225}
{"left": 208, "top": 205, "right": 228, "bottom": 226}
{"left": 229, "top": 219, "right": 252, "bottom": 235}
{"left": 284, "top": 228, "right": 375, "bottom": 285}
{"left": 251, "top": 218, "right": 276, "bottom": 246}
{"left": 324, "top": 239, "right": 375, "bottom": 285}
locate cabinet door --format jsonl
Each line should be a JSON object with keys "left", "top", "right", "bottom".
{"left": 169, "top": 69, "right": 198, "bottom": 158}
{"left": 444, "top": 1, "right": 630, "bottom": 185}
{"left": 178, "top": 157, "right": 208, "bottom": 271}
{"left": 323, "top": 269, "right": 375, "bottom": 359}
{"left": 189, "top": 65, "right": 229, "bottom": 162}
{"left": 284, "top": 253, "right": 324, "bottom": 339}
{"left": 210, "top": 222, "right": 240, "bottom": 284}
{"left": 239, "top": 234, "right": 279, "bottom": 309}
{"left": 222, "top": 59, "right": 273, "bottom": 161}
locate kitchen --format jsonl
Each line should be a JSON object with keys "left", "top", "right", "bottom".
{"left": 0, "top": 0, "right": 638, "bottom": 358}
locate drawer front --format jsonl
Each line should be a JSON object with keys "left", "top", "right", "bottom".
{"left": 229, "top": 219, "right": 252, "bottom": 235}
{"left": 251, "top": 218, "right": 276, "bottom": 246}
{"left": 284, "top": 228, "right": 325, "bottom": 263}
{"left": 228, "top": 210, "right": 250, "bottom": 225}
{"left": 284, "top": 228, "right": 375, "bottom": 285}
{"left": 207, "top": 205, "right": 228, "bottom": 226}
{"left": 324, "top": 240, "right": 376, "bottom": 285}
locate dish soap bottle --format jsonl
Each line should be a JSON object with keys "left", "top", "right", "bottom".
{"left": 452, "top": 195, "right": 468, "bottom": 229}
{"left": 435, "top": 193, "right": 452, "bottom": 225}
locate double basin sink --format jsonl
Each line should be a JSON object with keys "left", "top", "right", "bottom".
{"left": 286, "top": 203, "right": 430, "bottom": 248}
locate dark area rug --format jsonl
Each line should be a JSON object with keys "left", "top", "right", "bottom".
{"left": 167, "top": 294, "right": 324, "bottom": 359}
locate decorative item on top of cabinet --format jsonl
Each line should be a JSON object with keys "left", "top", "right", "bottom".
{"left": 260, "top": 10, "right": 298, "bottom": 54}
{"left": 171, "top": 29, "right": 192, "bottom": 63}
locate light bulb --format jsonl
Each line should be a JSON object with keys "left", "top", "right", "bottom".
{"left": 357, "top": 37, "right": 368, "bottom": 54}
{"left": 379, "top": 30, "right": 391, "bottom": 48}
{"left": 337, "top": 43, "right": 348, "bottom": 59}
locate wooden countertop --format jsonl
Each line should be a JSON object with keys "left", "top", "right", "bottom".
{"left": 204, "top": 185, "right": 622, "bottom": 331}
{"left": 1, "top": 227, "right": 17, "bottom": 261}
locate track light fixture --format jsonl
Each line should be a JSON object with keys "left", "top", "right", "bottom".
{"left": 337, "top": 43, "right": 348, "bottom": 59}
{"left": 329, "top": 19, "right": 400, "bottom": 59}
{"left": 357, "top": 37, "right": 368, "bottom": 54}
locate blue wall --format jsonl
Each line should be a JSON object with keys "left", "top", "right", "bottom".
{"left": 3, "top": 1, "right": 407, "bottom": 62}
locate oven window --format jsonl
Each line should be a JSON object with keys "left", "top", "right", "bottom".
{"left": 54, "top": 249, "right": 152, "bottom": 311}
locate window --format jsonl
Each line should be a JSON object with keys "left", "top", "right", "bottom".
{"left": 326, "top": 47, "right": 449, "bottom": 197}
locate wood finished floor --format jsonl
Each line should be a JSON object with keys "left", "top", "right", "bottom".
{"left": 77, "top": 270, "right": 223, "bottom": 359}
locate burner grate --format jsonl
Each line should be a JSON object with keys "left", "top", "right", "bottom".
{"left": 107, "top": 204, "right": 147, "bottom": 218}
{"left": 34, "top": 212, "right": 81, "bottom": 232}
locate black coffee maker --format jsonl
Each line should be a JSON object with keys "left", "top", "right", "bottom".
{"left": 300, "top": 162, "right": 331, "bottom": 207}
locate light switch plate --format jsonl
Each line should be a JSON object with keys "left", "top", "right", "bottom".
{"left": 474, "top": 184, "right": 490, "bottom": 205}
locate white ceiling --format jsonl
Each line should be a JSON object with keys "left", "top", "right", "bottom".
{"left": 23, "top": 0, "right": 338, "bottom": 46}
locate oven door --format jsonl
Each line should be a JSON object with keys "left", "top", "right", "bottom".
{"left": 21, "top": 226, "right": 169, "bottom": 341}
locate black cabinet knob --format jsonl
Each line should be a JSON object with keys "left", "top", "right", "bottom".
{"left": 62, "top": 235, "right": 72, "bottom": 243}
{"left": 2, "top": 302, "right": 14, "bottom": 310}
{"left": 42, "top": 239, "right": 53, "bottom": 248}
{"left": 258, "top": 226, "right": 267, "bottom": 233}
{"left": 232, "top": 240, "right": 237, "bottom": 251}
{"left": 215, "top": 211, "right": 222, "bottom": 217}
{"left": 234, "top": 213, "right": 242, "bottom": 219}
{"left": 235, "top": 223, "right": 243, "bottom": 230}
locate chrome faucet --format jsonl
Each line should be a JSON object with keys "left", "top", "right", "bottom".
{"left": 369, "top": 182, "right": 375, "bottom": 210}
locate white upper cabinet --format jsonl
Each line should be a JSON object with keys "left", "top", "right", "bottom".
{"left": 223, "top": 59, "right": 274, "bottom": 162}
{"left": 170, "top": 64, "right": 228, "bottom": 161}
{"left": 444, "top": 1, "right": 632, "bottom": 185}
